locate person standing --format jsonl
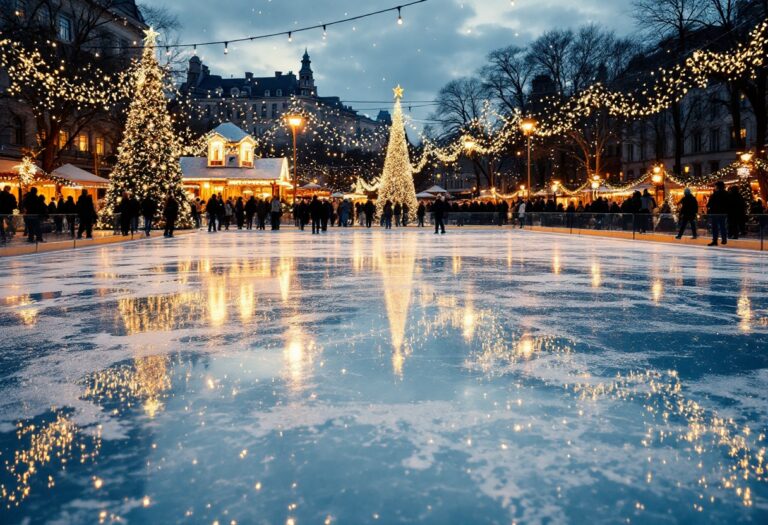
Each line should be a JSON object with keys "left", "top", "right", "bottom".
{"left": 517, "top": 200, "right": 526, "bottom": 229}
{"left": 245, "top": 196, "right": 256, "bottom": 230}
{"left": 76, "top": 189, "right": 96, "bottom": 239}
{"left": 128, "top": 193, "right": 141, "bottom": 235}
{"left": 417, "top": 202, "right": 425, "bottom": 227}
{"left": 118, "top": 192, "right": 132, "bottom": 236}
{"left": 22, "top": 188, "right": 41, "bottom": 243}
{"left": 310, "top": 195, "right": 322, "bottom": 234}
{"left": 639, "top": 189, "right": 656, "bottom": 234}
{"left": 383, "top": 200, "right": 393, "bottom": 229}
{"left": 206, "top": 197, "right": 218, "bottom": 232}
{"left": 270, "top": 196, "right": 282, "bottom": 230}
{"left": 54, "top": 195, "right": 65, "bottom": 234}
{"left": 163, "top": 195, "right": 179, "bottom": 238}
{"left": 393, "top": 202, "right": 402, "bottom": 227}
{"left": 707, "top": 181, "right": 729, "bottom": 246}
{"left": 235, "top": 197, "right": 245, "bottom": 230}
{"left": 141, "top": 195, "right": 157, "bottom": 237}
{"left": 433, "top": 195, "right": 446, "bottom": 234}
{"left": 364, "top": 198, "right": 375, "bottom": 228}
{"left": 675, "top": 188, "right": 698, "bottom": 240}
{"left": 62, "top": 195, "right": 77, "bottom": 237}
{"left": 402, "top": 203, "right": 410, "bottom": 227}
{"left": 321, "top": 199, "right": 332, "bottom": 232}
{"left": 0, "top": 185, "right": 17, "bottom": 243}
{"left": 257, "top": 198, "right": 269, "bottom": 230}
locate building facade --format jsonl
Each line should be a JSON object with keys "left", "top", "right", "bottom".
{"left": 0, "top": 0, "right": 147, "bottom": 178}
{"left": 180, "top": 50, "right": 389, "bottom": 152}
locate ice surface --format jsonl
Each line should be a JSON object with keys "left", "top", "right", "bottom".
{"left": 0, "top": 229, "right": 767, "bottom": 524}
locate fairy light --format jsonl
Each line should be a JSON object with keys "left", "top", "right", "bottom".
{"left": 224, "top": 42, "right": 229, "bottom": 55}
{"left": 397, "top": 7, "right": 403, "bottom": 25}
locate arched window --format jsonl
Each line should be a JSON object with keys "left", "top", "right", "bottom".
{"left": 209, "top": 140, "right": 224, "bottom": 166}
{"left": 12, "top": 116, "right": 24, "bottom": 145}
{"left": 240, "top": 143, "right": 253, "bottom": 167}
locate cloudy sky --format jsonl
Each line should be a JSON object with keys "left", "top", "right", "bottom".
{"left": 154, "top": 0, "right": 636, "bottom": 126}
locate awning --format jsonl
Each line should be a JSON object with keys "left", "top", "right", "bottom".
{"left": 423, "top": 185, "right": 448, "bottom": 194}
{"left": 416, "top": 192, "right": 437, "bottom": 199}
{"left": 50, "top": 164, "right": 109, "bottom": 186}
{"left": 0, "top": 158, "right": 45, "bottom": 176}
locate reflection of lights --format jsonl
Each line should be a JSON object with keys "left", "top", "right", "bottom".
{"left": 2, "top": 412, "right": 102, "bottom": 507}
{"left": 652, "top": 279, "right": 663, "bottom": 304}
{"left": 208, "top": 281, "right": 227, "bottom": 326}
{"left": 737, "top": 292, "right": 752, "bottom": 333}
{"left": 516, "top": 336, "right": 535, "bottom": 359}
{"left": 283, "top": 326, "right": 320, "bottom": 392}
{"left": 239, "top": 284, "right": 255, "bottom": 322}
{"left": 591, "top": 263, "right": 601, "bottom": 288}
{"left": 462, "top": 305, "right": 476, "bottom": 341}
{"left": 277, "top": 259, "right": 293, "bottom": 303}
{"left": 375, "top": 236, "right": 417, "bottom": 377}
{"left": 552, "top": 251, "right": 561, "bottom": 275}
{"left": 452, "top": 255, "right": 462, "bottom": 274}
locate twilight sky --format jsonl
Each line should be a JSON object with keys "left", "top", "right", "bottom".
{"left": 154, "top": 0, "right": 636, "bottom": 127}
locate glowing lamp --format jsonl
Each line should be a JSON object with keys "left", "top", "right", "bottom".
{"left": 652, "top": 173, "right": 663, "bottom": 184}
{"left": 287, "top": 115, "right": 303, "bottom": 128}
{"left": 591, "top": 181, "right": 600, "bottom": 190}
{"left": 740, "top": 152, "right": 753, "bottom": 163}
{"left": 520, "top": 118, "right": 537, "bottom": 136}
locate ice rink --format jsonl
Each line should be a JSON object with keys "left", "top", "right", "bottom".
{"left": 1, "top": 229, "right": 767, "bottom": 523}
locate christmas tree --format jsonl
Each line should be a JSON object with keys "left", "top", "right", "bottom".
{"left": 101, "top": 28, "right": 189, "bottom": 226}
{"left": 376, "top": 85, "right": 418, "bottom": 222}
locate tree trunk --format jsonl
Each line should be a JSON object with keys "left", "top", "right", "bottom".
{"left": 671, "top": 101, "right": 684, "bottom": 175}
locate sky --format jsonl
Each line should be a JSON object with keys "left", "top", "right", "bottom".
{"left": 153, "top": 0, "right": 636, "bottom": 128}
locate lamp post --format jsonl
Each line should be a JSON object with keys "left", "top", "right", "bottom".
{"left": 551, "top": 180, "right": 560, "bottom": 203}
{"left": 520, "top": 118, "right": 537, "bottom": 198}
{"left": 286, "top": 114, "right": 304, "bottom": 203}
{"left": 651, "top": 164, "right": 665, "bottom": 203}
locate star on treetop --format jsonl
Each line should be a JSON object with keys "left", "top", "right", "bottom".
{"left": 393, "top": 85, "right": 404, "bottom": 100}
{"left": 143, "top": 27, "right": 160, "bottom": 47}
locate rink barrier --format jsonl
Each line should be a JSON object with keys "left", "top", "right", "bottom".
{"left": 518, "top": 212, "right": 767, "bottom": 251}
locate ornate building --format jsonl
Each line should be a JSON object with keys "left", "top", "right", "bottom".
{"left": 180, "top": 50, "right": 389, "bottom": 151}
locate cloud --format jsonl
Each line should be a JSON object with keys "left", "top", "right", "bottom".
{"left": 153, "top": 0, "right": 635, "bottom": 126}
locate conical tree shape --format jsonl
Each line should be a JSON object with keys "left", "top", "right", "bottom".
{"left": 376, "top": 86, "right": 418, "bottom": 222}
{"left": 101, "top": 28, "right": 189, "bottom": 226}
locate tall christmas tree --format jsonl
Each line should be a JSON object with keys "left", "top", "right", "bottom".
{"left": 101, "top": 28, "right": 189, "bottom": 226}
{"left": 376, "top": 85, "right": 418, "bottom": 222}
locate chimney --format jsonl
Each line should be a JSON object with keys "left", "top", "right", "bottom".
{"left": 275, "top": 71, "right": 282, "bottom": 77}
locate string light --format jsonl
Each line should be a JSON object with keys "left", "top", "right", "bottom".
{"left": 397, "top": 7, "right": 403, "bottom": 25}
{"left": 224, "top": 42, "right": 229, "bottom": 55}
{"left": 288, "top": 32, "right": 292, "bottom": 43}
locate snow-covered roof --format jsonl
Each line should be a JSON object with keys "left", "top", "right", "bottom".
{"left": 0, "top": 158, "right": 45, "bottom": 176}
{"left": 423, "top": 185, "right": 448, "bottom": 194}
{"left": 209, "top": 122, "right": 253, "bottom": 143}
{"left": 51, "top": 164, "right": 109, "bottom": 186}
{"left": 416, "top": 192, "right": 436, "bottom": 199}
{"left": 180, "top": 157, "right": 289, "bottom": 181}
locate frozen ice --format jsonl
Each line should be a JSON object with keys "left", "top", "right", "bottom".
{"left": 0, "top": 229, "right": 767, "bottom": 524}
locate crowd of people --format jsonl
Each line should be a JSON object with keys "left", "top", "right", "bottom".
{"left": 3, "top": 183, "right": 767, "bottom": 247}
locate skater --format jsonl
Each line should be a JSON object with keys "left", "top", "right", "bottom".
{"left": 141, "top": 195, "right": 157, "bottom": 237}
{"left": 76, "top": 189, "right": 96, "bottom": 239}
{"left": 675, "top": 188, "right": 698, "bottom": 240}
{"left": 707, "top": 181, "right": 729, "bottom": 246}
{"left": 364, "top": 198, "right": 375, "bottom": 228}
{"left": 383, "top": 200, "right": 393, "bottom": 229}
{"left": 270, "top": 196, "right": 282, "bottom": 230}
{"left": 433, "top": 195, "right": 447, "bottom": 234}
{"left": 163, "top": 195, "right": 178, "bottom": 238}
{"left": 417, "top": 202, "right": 425, "bottom": 227}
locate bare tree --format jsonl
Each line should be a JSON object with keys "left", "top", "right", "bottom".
{"left": 528, "top": 29, "right": 574, "bottom": 95}
{"left": 0, "top": 0, "right": 142, "bottom": 173}
{"left": 632, "top": 0, "right": 709, "bottom": 175}
{"left": 139, "top": 4, "right": 186, "bottom": 81}
{"left": 481, "top": 46, "right": 535, "bottom": 113}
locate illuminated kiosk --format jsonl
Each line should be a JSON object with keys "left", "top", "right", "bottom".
{"left": 180, "top": 122, "right": 292, "bottom": 201}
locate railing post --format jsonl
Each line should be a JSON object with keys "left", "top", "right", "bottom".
{"left": 632, "top": 214, "right": 636, "bottom": 240}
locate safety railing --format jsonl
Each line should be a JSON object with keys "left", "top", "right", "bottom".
{"left": 517, "top": 212, "right": 768, "bottom": 250}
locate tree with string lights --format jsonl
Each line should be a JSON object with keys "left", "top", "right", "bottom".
{"left": 101, "top": 28, "right": 190, "bottom": 227}
{"left": 376, "top": 86, "right": 418, "bottom": 222}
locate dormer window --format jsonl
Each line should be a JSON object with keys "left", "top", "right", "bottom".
{"left": 264, "top": 90, "right": 270, "bottom": 97}
{"left": 240, "top": 143, "right": 253, "bottom": 167}
{"left": 276, "top": 89, "right": 282, "bottom": 97}
{"left": 209, "top": 140, "right": 224, "bottom": 166}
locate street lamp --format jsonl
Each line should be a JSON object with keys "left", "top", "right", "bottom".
{"left": 651, "top": 164, "right": 665, "bottom": 202}
{"left": 520, "top": 117, "right": 537, "bottom": 197}
{"left": 286, "top": 114, "right": 304, "bottom": 203}
{"left": 551, "top": 180, "right": 560, "bottom": 200}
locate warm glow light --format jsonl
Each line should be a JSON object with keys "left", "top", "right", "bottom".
{"left": 740, "top": 152, "right": 753, "bottom": 163}
{"left": 520, "top": 117, "right": 537, "bottom": 136}
{"left": 287, "top": 115, "right": 304, "bottom": 128}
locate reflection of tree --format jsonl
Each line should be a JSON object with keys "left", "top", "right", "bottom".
{"left": 1, "top": 412, "right": 101, "bottom": 508}
{"left": 83, "top": 356, "right": 171, "bottom": 418}
{"left": 373, "top": 237, "right": 417, "bottom": 377}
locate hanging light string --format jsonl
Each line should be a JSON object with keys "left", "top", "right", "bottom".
{"left": 85, "top": 0, "right": 428, "bottom": 51}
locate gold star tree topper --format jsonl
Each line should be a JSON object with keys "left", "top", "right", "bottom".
{"left": 393, "top": 85, "right": 404, "bottom": 100}
{"left": 143, "top": 27, "right": 160, "bottom": 47}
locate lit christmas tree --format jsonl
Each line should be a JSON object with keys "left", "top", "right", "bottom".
{"left": 101, "top": 28, "right": 189, "bottom": 226}
{"left": 376, "top": 85, "right": 418, "bottom": 222}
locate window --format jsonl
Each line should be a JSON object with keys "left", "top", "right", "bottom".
{"left": 12, "top": 116, "right": 24, "bottom": 145}
{"left": 261, "top": 103, "right": 267, "bottom": 118}
{"left": 691, "top": 131, "right": 703, "bottom": 153}
{"left": 626, "top": 143, "right": 635, "bottom": 162}
{"left": 95, "top": 137, "right": 105, "bottom": 155}
{"left": 271, "top": 103, "right": 277, "bottom": 117}
{"left": 709, "top": 128, "right": 719, "bottom": 152}
{"left": 264, "top": 90, "right": 271, "bottom": 97}
{"left": 276, "top": 89, "right": 282, "bottom": 97}
{"left": 58, "top": 130, "right": 69, "bottom": 150}
{"left": 77, "top": 133, "right": 89, "bottom": 152}
{"left": 209, "top": 140, "right": 224, "bottom": 166}
{"left": 240, "top": 144, "right": 253, "bottom": 167}
{"left": 58, "top": 15, "right": 73, "bottom": 42}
